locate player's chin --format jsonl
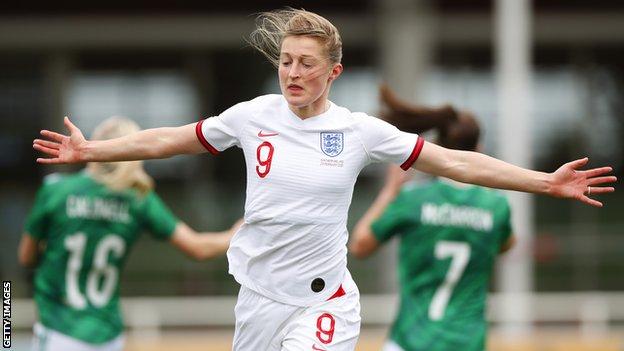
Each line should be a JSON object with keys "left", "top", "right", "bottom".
{"left": 284, "top": 95, "right": 312, "bottom": 107}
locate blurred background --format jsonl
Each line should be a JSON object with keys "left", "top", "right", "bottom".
{"left": 1, "top": 0, "right": 622, "bottom": 350}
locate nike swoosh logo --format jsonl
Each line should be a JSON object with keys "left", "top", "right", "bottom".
{"left": 312, "top": 345, "right": 326, "bottom": 351}
{"left": 258, "top": 130, "right": 279, "bottom": 137}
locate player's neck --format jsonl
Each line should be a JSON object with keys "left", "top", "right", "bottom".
{"left": 288, "top": 94, "right": 331, "bottom": 120}
{"left": 289, "top": 102, "right": 330, "bottom": 120}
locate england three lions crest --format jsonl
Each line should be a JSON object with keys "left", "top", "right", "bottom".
{"left": 320, "top": 132, "right": 344, "bottom": 157}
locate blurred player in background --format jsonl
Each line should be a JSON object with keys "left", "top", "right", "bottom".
{"left": 32, "top": 8, "right": 615, "bottom": 351}
{"left": 20, "top": 116, "right": 240, "bottom": 351}
{"left": 350, "top": 86, "right": 515, "bottom": 350}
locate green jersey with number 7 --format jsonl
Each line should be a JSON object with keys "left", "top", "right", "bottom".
{"left": 371, "top": 178, "right": 512, "bottom": 351}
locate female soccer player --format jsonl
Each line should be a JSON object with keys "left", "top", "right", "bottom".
{"left": 350, "top": 87, "right": 516, "bottom": 351}
{"left": 32, "top": 9, "right": 615, "bottom": 351}
{"left": 21, "top": 116, "right": 240, "bottom": 351}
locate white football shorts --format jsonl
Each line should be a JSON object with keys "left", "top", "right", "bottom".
{"left": 233, "top": 270, "right": 361, "bottom": 350}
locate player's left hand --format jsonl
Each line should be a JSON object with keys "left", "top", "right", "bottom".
{"left": 549, "top": 157, "right": 616, "bottom": 207}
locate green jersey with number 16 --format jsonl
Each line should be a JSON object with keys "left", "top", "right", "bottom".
{"left": 371, "top": 179, "right": 512, "bottom": 351}
{"left": 24, "top": 172, "right": 178, "bottom": 344}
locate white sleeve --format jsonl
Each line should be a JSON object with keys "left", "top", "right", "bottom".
{"left": 353, "top": 113, "right": 424, "bottom": 170}
{"left": 195, "top": 100, "right": 253, "bottom": 154}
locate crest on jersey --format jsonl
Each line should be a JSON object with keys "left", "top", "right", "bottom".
{"left": 320, "top": 132, "right": 344, "bottom": 157}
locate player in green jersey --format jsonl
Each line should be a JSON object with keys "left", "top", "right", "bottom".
{"left": 350, "top": 86, "right": 516, "bottom": 351}
{"left": 19, "top": 116, "right": 240, "bottom": 351}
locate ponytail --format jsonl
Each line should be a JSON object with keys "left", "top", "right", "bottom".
{"left": 379, "top": 84, "right": 457, "bottom": 134}
{"left": 380, "top": 84, "right": 480, "bottom": 151}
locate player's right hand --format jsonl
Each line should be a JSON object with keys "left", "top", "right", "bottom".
{"left": 34, "top": 116, "right": 87, "bottom": 164}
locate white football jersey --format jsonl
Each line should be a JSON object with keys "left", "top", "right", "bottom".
{"left": 197, "top": 94, "right": 423, "bottom": 306}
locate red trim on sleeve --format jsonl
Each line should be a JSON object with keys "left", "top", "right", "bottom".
{"left": 195, "top": 120, "right": 220, "bottom": 156}
{"left": 400, "top": 136, "right": 424, "bottom": 170}
{"left": 326, "top": 284, "right": 345, "bottom": 301}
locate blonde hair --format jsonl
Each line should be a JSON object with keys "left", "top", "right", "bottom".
{"left": 86, "top": 116, "right": 154, "bottom": 195}
{"left": 247, "top": 8, "right": 343, "bottom": 68}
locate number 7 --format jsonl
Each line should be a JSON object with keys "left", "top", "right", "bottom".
{"left": 429, "top": 241, "right": 471, "bottom": 321}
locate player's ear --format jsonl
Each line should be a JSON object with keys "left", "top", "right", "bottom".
{"left": 328, "top": 63, "right": 343, "bottom": 82}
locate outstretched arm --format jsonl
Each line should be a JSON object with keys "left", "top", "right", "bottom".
{"left": 414, "top": 141, "right": 616, "bottom": 207}
{"left": 34, "top": 117, "right": 206, "bottom": 164}
{"left": 170, "top": 219, "right": 243, "bottom": 260}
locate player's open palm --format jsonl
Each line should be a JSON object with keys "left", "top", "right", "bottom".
{"left": 550, "top": 157, "right": 616, "bottom": 207}
{"left": 34, "top": 117, "right": 86, "bottom": 164}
